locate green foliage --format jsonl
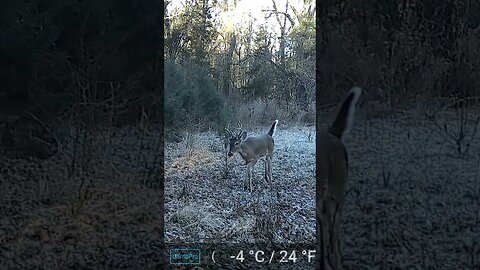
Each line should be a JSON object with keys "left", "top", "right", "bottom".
{"left": 165, "top": 1, "right": 317, "bottom": 127}
{"left": 287, "top": 8, "right": 315, "bottom": 60}
{"left": 164, "top": 60, "right": 225, "bottom": 130}
{"left": 244, "top": 27, "right": 275, "bottom": 99}
{"left": 164, "top": 0, "right": 218, "bottom": 65}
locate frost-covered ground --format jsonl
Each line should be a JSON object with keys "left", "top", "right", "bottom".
{"left": 0, "top": 128, "right": 164, "bottom": 269}
{"left": 164, "top": 124, "right": 316, "bottom": 244}
{"left": 166, "top": 110, "right": 480, "bottom": 269}
{"left": 340, "top": 111, "right": 480, "bottom": 269}
{"left": 1, "top": 110, "right": 479, "bottom": 269}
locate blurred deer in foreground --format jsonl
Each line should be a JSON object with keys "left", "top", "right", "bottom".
{"left": 225, "top": 120, "right": 278, "bottom": 192}
{"left": 317, "top": 87, "right": 362, "bottom": 270}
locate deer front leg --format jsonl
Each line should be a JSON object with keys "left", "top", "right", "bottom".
{"left": 244, "top": 165, "right": 249, "bottom": 191}
{"left": 245, "top": 162, "right": 253, "bottom": 192}
{"left": 249, "top": 163, "right": 253, "bottom": 192}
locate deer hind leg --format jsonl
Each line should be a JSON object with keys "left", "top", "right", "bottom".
{"left": 268, "top": 155, "right": 273, "bottom": 183}
{"left": 263, "top": 158, "right": 269, "bottom": 183}
{"left": 332, "top": 203, "right": 344, "bottom": 270}
{"left": 324, "top": 198, "right": 343, "bottom": 270}
{"left": 317, "top": 199, "right": 332, "bottom": 270}
{"left": 324, "top": 197, "right": 340, "bottom": 268}
{"left": 264, "top": 155, "right": 272, "bottom": 184}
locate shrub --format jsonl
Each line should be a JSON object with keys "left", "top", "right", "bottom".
{"left": 164, "top": 60, "right": 226, "bottom": 130}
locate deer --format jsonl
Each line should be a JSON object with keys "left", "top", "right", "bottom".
{"left": 225, "top": 120, "right": 279, "bottom": 192}
{"left": 317, "top": 87, "right": 362, "bottom": 270}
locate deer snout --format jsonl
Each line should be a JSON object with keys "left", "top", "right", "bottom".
{"left": 228, "top": 152, "right": 233, "bottom": 157}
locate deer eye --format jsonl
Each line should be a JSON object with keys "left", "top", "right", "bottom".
{"left": 235, "top": 142, "right": 239, "bottom": 145}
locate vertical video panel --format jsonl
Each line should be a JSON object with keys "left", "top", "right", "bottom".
{"left": 0, "top": 1, "right": 163, "bottom": 269}
{"left": 316, "top": 1, "right": 480, "bottom": 270}
{"left": 164, "top": 0, "right": 316, "bottom": 267}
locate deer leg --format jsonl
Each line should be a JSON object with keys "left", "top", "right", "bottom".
{"left": 325, "top": 197, "right": 336, "bottom": 267}
{"left": 249, "top": 164, "right": 253, "bottom": 192}
{"left": 332, "top": 203, "right": 344, "bottom": 270}
{"left": 246, "top": 162, "right": 253, "bottom": 192}
{"left": 325, "top": 198, "right": 343, "bottom": 270}
{"left": 244, "top": 164, "right": 250, "bottom": 191}
{"left": 264, "top": 157, "right": 269, "bottom": 183}
{"left": 318, "top": 199, "right": 331, "bottom": 270}
{"left": 268, "top": 155, "right": 273, "bottom": 183}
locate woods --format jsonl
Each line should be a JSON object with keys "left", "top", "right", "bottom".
{"left": 317, "top": 0, "right": 480, "bottom": 109}
{"left": 0, "top": 0, "right": 162, "bottom": 125}
{"left": 164, "top": 0, "right": 315, "bottom": 131}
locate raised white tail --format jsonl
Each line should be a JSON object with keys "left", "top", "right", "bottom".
{"left": 327, "top": 87, "right": 362, "bottom": 140}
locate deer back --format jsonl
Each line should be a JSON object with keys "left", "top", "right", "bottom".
{"left": 242, "top": 134, "right": 274, "bottom": 157}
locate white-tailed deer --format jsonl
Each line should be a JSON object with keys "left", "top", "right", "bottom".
{"left": 225, "top": 120, "right": 278, "bottom": 192}
{"left": 317, "top": 87, "right": 362, "bottom": 270}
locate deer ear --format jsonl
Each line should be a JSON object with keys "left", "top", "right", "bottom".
{"left": 240, "top": 132, "right": 247, "bottom": 140}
